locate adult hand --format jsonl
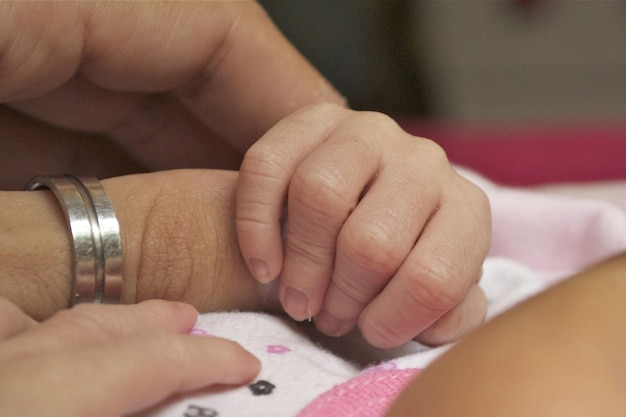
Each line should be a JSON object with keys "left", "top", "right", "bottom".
{"left": 237, "top": 104, "right": 491, "bottom": 348}
{"left": 0, "top": 298, "right": 260, "bottom": 417}
{"left": 0, "top": 1, "right": 344, "bottom": 189}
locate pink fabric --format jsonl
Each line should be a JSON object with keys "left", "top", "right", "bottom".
{"left": 151, "top": 169, "right": 626, "bottom": 417}
{"left": 460, "top": 167, "right": 626, "bottom": 281}
{"left": 296, "top": 369, "right": 420, "bottom": 417}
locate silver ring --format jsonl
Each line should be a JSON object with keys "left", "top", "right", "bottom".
{"left": 26, "top": 175, "right": 122, "bottom": 306}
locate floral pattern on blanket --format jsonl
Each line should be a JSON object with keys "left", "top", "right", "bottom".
{"left": 149, "top": 169, "right": 626, "bottom": 417}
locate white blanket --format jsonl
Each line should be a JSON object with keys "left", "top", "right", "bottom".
{"left": 150, "top": 169, "right": 626, "bottom": 417}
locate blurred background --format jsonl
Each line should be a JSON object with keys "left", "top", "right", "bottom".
{"left": 259, "top": 0, "right": 626, "bottom": 185}
{"left": 260, "top": 0, "right": 626, "bottom": 123}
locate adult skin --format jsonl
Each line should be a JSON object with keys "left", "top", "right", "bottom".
{"left": 0, "top": 170, "right": 269, "bottom": 320}
{"left": 0, "top": 1, "right": 491, "bottom": 348}
{"left": 0, "top": 0, "right": 339, "bottom": 319}
{"left": 386, "top": 252, "right": 626, "bottom": 417}
{"left": 0, "top": 299, "right": 261, "bottom": 416}
{"left": 0, "top": 1, "right": 343, "bottom": 187}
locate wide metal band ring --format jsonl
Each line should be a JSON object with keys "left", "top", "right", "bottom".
{"left": 26, "top": 175, "right": 122, "bottom": 306}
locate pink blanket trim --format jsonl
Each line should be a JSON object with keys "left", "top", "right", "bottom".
{"left": 151, "top": 167, "right": 626, "bottom": 417}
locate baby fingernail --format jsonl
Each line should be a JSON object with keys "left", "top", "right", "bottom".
{"left": 283, "top": 287, "right": 310, "bottom": 321}
{"left": 315, "top": 310, "right": 346, "bottom": 337}
{"left": 248, "top": 258, "right": 270, "bottom": 283}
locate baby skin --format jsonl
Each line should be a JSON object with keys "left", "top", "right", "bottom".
{"left": 386, "top": 252, "right": 626, "bottom": 417}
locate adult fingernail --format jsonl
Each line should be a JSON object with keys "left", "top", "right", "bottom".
{"left": 248, "top": 258, "right": 270, "bottom": 283}
{"left": 315, "top": 310, "right": 347, "bottom": 337}
{"left": 282, "top": 287, "right": 310, "bottom": 321}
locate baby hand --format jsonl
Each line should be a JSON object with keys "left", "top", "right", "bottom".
{"left": 237, "top": 103, "right": 491, "bottom": 349}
